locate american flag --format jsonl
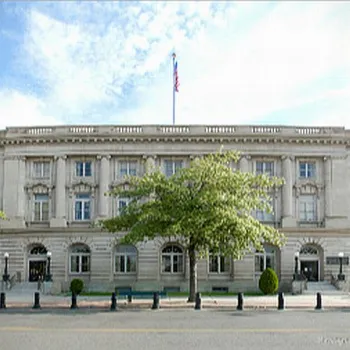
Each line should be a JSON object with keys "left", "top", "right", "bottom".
{"left": 173, "top": 59, "right": 179, "bottom": 92}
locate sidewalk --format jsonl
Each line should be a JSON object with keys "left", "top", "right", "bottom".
{"left": 2, "top": 293, "right": 350, "bottom": 310}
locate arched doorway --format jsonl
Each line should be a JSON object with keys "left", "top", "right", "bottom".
{"left": 299, "top": 244, "right": 322, "bottom": 281}
{"left": 28, "top": 245, "right": 47, "bottom": 282}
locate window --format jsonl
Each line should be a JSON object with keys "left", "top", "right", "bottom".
{"left": 33, "top": 194, "right": 49, "bottom": 221}
{"left": 115, "top": 245, "right": 137, "bottom": 273}
{"left": 161, "top": 245, "right": 184, "bottom": 273}
{"left": 255, "top": 245, "right": 276, "bottom": 273}
{"left": 299, "top": 162, "right": 316, "bottom": 178}
{"left": 299, "top": 195, "right": 316, "bottom": 221}
{"left": 74, "top": 193, "right": 91, "bottom": 221}
{"left": 209, "top": 252, "right": 230, "bottom": 273}
{"left": 256, "top": 161, "right": 274, "bottom": 177}
{"left": 75, "top": 161, "right": 92, "bottom": 177}
{"left": 70, "top": 245, "right": 91, "bottom": 274}
{"left": 33, "top": 162, "right": 50, "bottom": 178}
{"left": 117, "top": 197, "right": 130, "bottom": 214}
{"left": 119, "top": 161, "right": 137, "bottom": 177}
{"left": 256, "top": 198, "right": 274, "bottom": 222}
{"left": 164, "top": 160, "right": 183, "bottom": 177}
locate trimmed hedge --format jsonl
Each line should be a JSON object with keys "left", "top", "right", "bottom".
{"left": 70, "top": 278, "right": 84, "bottom": 295}
{"left": 258, "top": 268, "right": 279, "bottom": 295}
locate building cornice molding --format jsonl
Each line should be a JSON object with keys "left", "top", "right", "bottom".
{"left": 0, "top": 125, "right": 349, "bottom": 146}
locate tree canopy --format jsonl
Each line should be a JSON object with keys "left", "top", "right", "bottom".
{"left": 0, "top": 211, "right": 6, "bottom": 220}
{"left": 100, "top": 150, "right": 285, "bottom": 300}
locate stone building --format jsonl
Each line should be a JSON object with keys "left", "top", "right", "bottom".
{"left": 0, "top": 124, "right": 349, "bottom": 293}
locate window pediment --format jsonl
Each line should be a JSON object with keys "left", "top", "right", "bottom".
{"left": 295, "top": 181, "right": 323, "bottom": 198}
{"left": 69, "top": 181, "right": 97, "bottom": 197}
{"left": 26, "top": 183, "right": 52, "bottom": 196}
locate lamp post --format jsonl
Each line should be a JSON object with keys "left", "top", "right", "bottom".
{"left": 338, "top": 252, "right": 345, "bottom": 281}
{"left": 294, "top": 252, "right": 299, "bottom": 280}
{"left": 45, "top": 251, "right": 52, "bottom": 282}
{"left": 2, "top": 253, "right": 9, "bottom": 283}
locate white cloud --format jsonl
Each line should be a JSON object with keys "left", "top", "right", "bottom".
{"left": 0, "top": 90, "right": 62, "bottom": 129}
{"left": 1, "top": 1, "right": 349, "bottom": 128}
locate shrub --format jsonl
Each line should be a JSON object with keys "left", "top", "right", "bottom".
{"left": 258, "top": 268, "right": 279, "bottom": 295}
{"left": 70, "top": 278, "right": 84, "bottom": 295}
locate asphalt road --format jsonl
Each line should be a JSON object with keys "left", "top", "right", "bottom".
{"left": 0, "top": 310, "right": 349, "bottom": 349}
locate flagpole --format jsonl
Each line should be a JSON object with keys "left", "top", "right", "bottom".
{"left": 172, "top": 53, "right": 176, "bottom": 125}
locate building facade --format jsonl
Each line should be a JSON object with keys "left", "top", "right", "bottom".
{"left": 0, "top": 124, "right": 349, "bottom": 293}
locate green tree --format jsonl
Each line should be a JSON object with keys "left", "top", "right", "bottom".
{"left": 0, "top": 211, "right": 6, "bottom": 220}
{"left": 100, "top": 150, "right": 285, "bottom": 302}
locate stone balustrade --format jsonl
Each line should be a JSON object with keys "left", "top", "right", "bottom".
{"left": 2, "top": 125, "right": 346, "bottom": 139}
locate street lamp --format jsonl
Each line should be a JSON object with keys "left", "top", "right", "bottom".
{"left": 2, "top": 252, "right": 9, "bottom": 282}
{"left": 294, "top": 251, "right": 299, "bottom": 280}
{"left": 45, "top": 251, "right": 52, "bottom": 282}
{"left": 338, "top": 252, "right": 345, "bottom": 281}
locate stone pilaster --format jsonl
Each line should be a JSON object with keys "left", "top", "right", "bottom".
{"left": 1, "top": 156, "right": 26, "bottom": 228}
{"left": 50, "top": 155, "right": 67, "bottom": 227}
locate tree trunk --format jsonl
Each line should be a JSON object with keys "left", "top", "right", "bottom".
{"left": 188, "top": 246, "right": 197, "bottom": 302}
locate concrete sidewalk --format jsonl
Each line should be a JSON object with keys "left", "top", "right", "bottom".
{"left": 2, "top": 293, "right": 350, "bottom": 310}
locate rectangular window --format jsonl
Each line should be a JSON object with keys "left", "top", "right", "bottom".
{"left": 70, "top": 256, "right": 79, "bottom": 273}
{"left": 256, "top": 161, "right": 274, "bottom": 177}
{"left": 75, "top": 161, "right": 92, "bottom": 177}
{"left": 209, "top": 255, "right": 229, "bottom": 273}
{"left": 115, "top": 255, "right": 137, "bottom": 273}
{"left": 256, "top": 198, "right": 274, "bottom": 222}
{"left": 299, "top": 162, "right": 316, "bottom": 178}
{"left": 119, "top": 161, "right": 137, "bottom": 177}
{"left": 33, "top": 194, "right": 49, "bottom": 221}
{"left": 33, "top": 162, "right": 50, "bottom": 178}
{"left": 162, "top": 256, "right": 172, "bottom": 273}
{"left": 118, "top": 198, "right": 130, "bottom": 214}
{"left": 299, "top": 195, "right": 316, "bottom": 221}
{"left": 164, "top": 160, "right": 183, "bottom": 177}
{"left": 74, "top": 193, "right": 91, "bottom": 221}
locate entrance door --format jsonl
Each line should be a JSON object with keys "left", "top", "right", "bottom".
{"left": 29, "top": 260, "right": 46, "bottom": 282}
{"left": 300, "top": 260, "right": 319, "bottom": 281}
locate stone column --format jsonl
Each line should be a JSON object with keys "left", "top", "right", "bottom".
{"left": 98, "top": 155, "right": 110, "bottom": 218}
{"left": 50, "top": 155, "right": 67, "bottom": 227}
{"left": 324, "top": 156, "right": 332, "bottom": 218}
{"left": 239, "top": 155, "right": 250, "bottom": 172}
{"left": 281, "top": 155, "right": 296, "bottom": 227}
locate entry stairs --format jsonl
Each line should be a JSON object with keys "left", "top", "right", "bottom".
{"left": 304, "top": 281, "right": 346, "bottom": 295}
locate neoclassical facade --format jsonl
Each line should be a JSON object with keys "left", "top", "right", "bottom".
{"left": 0, "top": 124, "right": 349, "bottom": 293}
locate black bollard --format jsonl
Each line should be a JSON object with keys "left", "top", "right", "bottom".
{"left": 237, "top": 292, "right": 244, "bottom": 311}
{"left": 110, "top": 292, "right": 117, "bottom": 311}
{"left": 33, "top": 292, "right": 41, "bottom": 309}
{"left": 315, "top": 292, "right": 322, "bottom": 310}
{"left": 70, "top": 293, "right": 78, "bottom": 309}
{"left": 127, "top": 294, "right": 132, "bottom": 303}
{"left": 278, "top": 292, "right": 285, "bottom": 310}
{"left": 152, "top": 292, "right": 160, "bottom": 310}
{"left": 0, "top": 292, "right": 6, "bottom": 309}
{"left": 194, "top": 292, "right": 201, "bottom": 310}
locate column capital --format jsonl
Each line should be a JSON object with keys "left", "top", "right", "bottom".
{"left": 142, "top": 154, "right": 157, "bottom": 160}
{"left": 281, "top": 155, "right": 295, "bottom": 161}
{"left": 97, "top": 154, "right": 111, "bottom": 160}
{"left": 240, "top": 154, "right": 251, "bottom": 161}
{"left": 54, "top": 155, "right": 67, "bottom": 161}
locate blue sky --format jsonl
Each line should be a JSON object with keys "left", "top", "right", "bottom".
{"left": 0, "top": 1, "right": 349, "bottom": 129}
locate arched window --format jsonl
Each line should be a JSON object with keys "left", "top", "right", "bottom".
{"left": 115, "top": 245, "right": 137, "bottom": 273}
{"left": 209, "top": 251, "right": 230, "bottom": 273}
{"left": 70, "top": 244, "right": 91, "bottom": 274}
{"left": 30, "top": 245, "right": 48, "bottom": 255}
{"left": 255, "top": 245, "right": 277, "bottom": 273}
{"left": 300, "top": 245, "right": 318, "bottom": 256}
{"left": 161, "top": 244, "right": 184, "bottom": 273}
